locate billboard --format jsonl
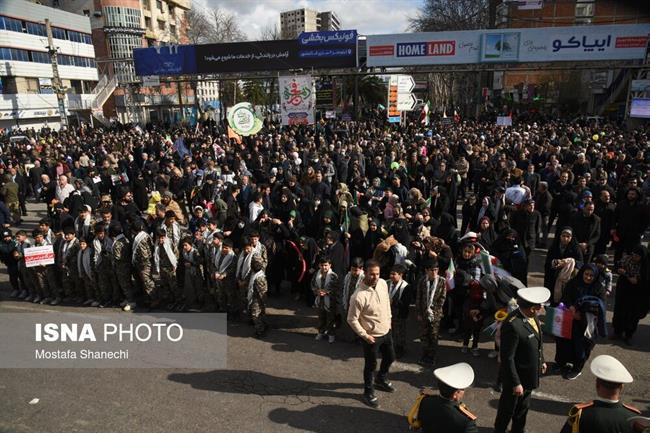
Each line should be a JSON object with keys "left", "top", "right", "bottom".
{"left": 133, "top": 45, "right": 197, "bottom": 76}
{"left": 134, "top": 30, "right": 357, "bottom": 76}
{"left": 279, "top": 75, "right": 315, "bottom": 126}
{"left": 367, "top": 24, "right": 650, "bottom": 67}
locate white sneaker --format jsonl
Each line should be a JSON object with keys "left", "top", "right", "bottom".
{"left": 488, "top": 350, "right": 498, "bottom": 359}
{"left": 123, "top": 303, "right": 135, "bottom": 312}
{"left": 328, "top": 335, "right": 335, "bottom": 344}
{"left": 315, "top": 333, "right": 325, "bottom": 341}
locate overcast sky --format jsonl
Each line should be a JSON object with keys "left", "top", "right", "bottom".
{"left": 195, "top": 0, "right": 422, "bottom": 40}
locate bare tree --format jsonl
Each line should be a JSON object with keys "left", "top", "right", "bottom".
{"left": 183, "top": 8, "right": 214, "bottom": 44}
{"left": 210, "top": 8, "right": 247, "bottom": 42}
{"left": 409, "top": 0, "right": 489, "bottom": 32}
{"left": 182, "top": 6, "right": 246, "bottom": 44}
{"left": 259, "top": 22, "right": 282, "bottom": 41}
{"left": 409, "top": 0, "right": 491, "bottom": 117}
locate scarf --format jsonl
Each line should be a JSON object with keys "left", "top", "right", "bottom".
{"left": 77, "top": 248, "right": 92, "bottom": 278}
{"left": 215, "top": 249, "right": 235, "bottom": 274}
{"left": 76, "top": 215, "right": 92, "bottom": 238}
{"left": 247, "top": 270, "right": 265, "bottom": 307}
{"left": 164, "top": 222, "right": 181, "bottom": 246}
{"left": 236, "top": 251, "right": 253, "bottom": 281}
{"left": 313, "top": 269, "right": 335, "bottom": 312}
{"left": 342, "top": 271, "right": 364, "bottom": 312}
{"left": 425, "top": 276, "right": 441, "bottom": 321}
{"left": 154, "top": 238, "right": 178, "bottom": 273}
{"left": 131, "top": 231, "right": 149, "bottom": 265}
{"left": 62, "top": 238, "right": 78, "bottom": 259}
{"left": 389, "top": 279, "right": 407, "bottom": 303}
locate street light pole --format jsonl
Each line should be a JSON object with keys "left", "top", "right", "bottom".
{"left": 45, "top": 18, "right": 68, "bottom": 129}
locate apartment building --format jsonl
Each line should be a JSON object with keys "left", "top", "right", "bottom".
{"left": 0, "top": 0, "right": 98, "bottom": 130}
{"left": 280, "top": 8, "right": 341, "bottom": 39}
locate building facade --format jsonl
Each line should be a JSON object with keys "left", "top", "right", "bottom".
{"left": 0, "top": 0, "right": 98, "bottom": 130}
{"left": 280, "top": 8, "right": 341, "bottom": 39}
{"left": 45, "top": 0, "right": 193, "bottom": 125}
{"left": 495, "top": 0, "right": 649, "bottom": 116}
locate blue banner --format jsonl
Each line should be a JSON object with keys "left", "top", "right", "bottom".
{"left": 133, "top": 45, "right": 197, "bottom": 76}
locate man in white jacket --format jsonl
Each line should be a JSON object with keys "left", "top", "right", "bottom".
{"left": 347, "top": 259, "right": 395, "bottom": 408}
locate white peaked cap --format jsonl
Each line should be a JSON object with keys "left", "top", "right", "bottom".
{"left": 590, "top": 355, "right": 633, "bottom": 384}
{"left": 517, "top": 287, "right": 550, "bottom": 305}
{"left": 434, "top": 362, "right": 475, "bottom": 390}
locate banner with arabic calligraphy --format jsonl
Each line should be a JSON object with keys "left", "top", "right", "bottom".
{"left": 279, "top": 75, "right": 315, "bottom": 126}
{"left": 367, "top": 24, "right": 649, "bottom": 67}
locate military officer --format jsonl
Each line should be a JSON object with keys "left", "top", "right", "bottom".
{"left": 560, "top": 354, "right": 641, "bottom": 433}
{"left": 417, "top": 362, "right": 478, "bottom": 433}
{"left": 494, "top": 286, "right": 550, "bottom": 433}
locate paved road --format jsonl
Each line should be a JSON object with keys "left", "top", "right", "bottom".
{"left": 0, "top": 202, "right": 648, "bottom": 433}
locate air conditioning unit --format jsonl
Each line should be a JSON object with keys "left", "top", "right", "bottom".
{"left": 94, "top": 11, "right": 102, "bottom": 17}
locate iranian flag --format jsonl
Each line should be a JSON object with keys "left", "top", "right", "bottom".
{"left": 445, "top": 259, "right": 455, "bottom": 291}
{"left": 542, "top": 307, "right": 573, "bottom": 339}
{"left": 478, "top": 248, "right": 511, "bottom": 279}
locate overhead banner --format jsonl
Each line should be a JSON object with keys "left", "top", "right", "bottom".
{"left": 367, "top": 24, "right": 650, "bottom": 67}
{"left": 133, "top": 45, "right": 197, "bottom": 76}
{"left": 279, "top": 75, "right": 315, "bottom": 126}
{"left": 134, "top": 30, "right": 357, "bottom": 76}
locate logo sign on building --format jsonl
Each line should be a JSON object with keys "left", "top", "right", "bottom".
{"left": 279, "top": 75, "right": 315, "bottom": 126}
{"left": 24, "top": 245, "right": 55, "bottom": 268}
{"left": 366, "top": 24, "right": 650, "bottom": 67}
{"left": 227, "top": 102, "right": 263, "bottom": 136}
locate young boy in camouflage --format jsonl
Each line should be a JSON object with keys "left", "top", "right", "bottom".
{"left": 153, "top": 228, "right": 179, "bottom": 310}
{"left": 247, "top": 255, "right": 268, "bottom": 338}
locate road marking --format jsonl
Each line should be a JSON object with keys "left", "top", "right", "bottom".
{"left": 392, "top": 361, "right": 423, "bottom": 373}
{"left": 531, "top": 390, "right": 575, "bottom": 403}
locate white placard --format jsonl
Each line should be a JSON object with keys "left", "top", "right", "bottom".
{"left": 24, "top": 245, "right": 55, "bottom": 268}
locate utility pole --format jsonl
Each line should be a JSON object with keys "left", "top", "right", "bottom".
{"left": 45, "top": 19, "right": 68, "bottom": 129}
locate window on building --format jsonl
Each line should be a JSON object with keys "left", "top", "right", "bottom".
{"left": 143, "top": 0, "right": 150, "bottom": 11}
{"left": 104, "top": 6, "right": 142, "bottom": 29}
{"left": 26, "top": 22, "right": 46, "bottom": 36}
{"left": 1, "top": 76, "right": 17, "bottom": 94}
{"left": 158, "top": 20, "right": 165, "bottom": 31}
{"left": 52, "top": 26, "right": 66, "bottom": 40}
{"left": 170, "top": 25, "right": 176, "bottom": 37}
{"left": 58, "top": 54, "right": 72, "bottom": 65}
{"left": 169, "top": 6, "right": 175, "bottom": 18}
{"left": 145, "top": 17, "right": 152, "bottom": 30}
{"left": 23, "top": 77, "right": 39, "bottom": 93}
{"left": 156, "top": 0, "right": 163, "bottom": 13}
{"left": 31, "top": 51, "right": 50, "bottom": 63}
{"left": 0, "top": 48, "right": 29, "bottom": 62}
{"left": 575, "top": 1, "right": 595, "bottom": 24}
{"left": 0, "top": 16, "right": 23, "bottom": 32}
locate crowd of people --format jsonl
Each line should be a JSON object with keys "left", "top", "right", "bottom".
{"left": 0, "top": 117, "right": 648, "bottom": 428}
{"left": 0, "top": 118, "right": 648, "bottom": 332}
